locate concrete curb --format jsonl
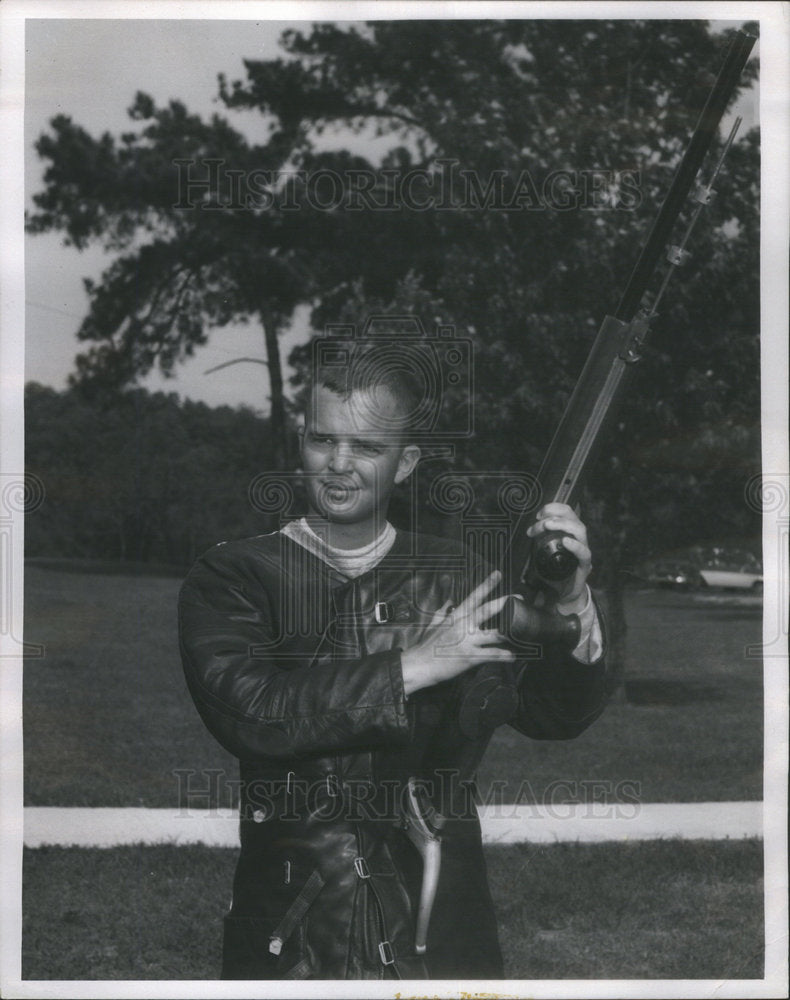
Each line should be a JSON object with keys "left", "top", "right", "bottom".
{"left": 23, "top": 801, "right": 763, "bottom": 848}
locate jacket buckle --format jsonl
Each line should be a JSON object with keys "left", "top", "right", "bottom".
{"left": 378, "top": 940, "right": 395, "bottom": 965}
{"left": 286, "top": 771, "right": 295, "bottom": 795}
{"left": 374, "top": 601, "right": 391, "bottom": 624}
{"left": 326, "top": 774, "right": 340, "bottom": 797}
{"left": 353, "top": 856, "right": 370, "bottom": 879}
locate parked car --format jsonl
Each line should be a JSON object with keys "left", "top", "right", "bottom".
{"left": 698, "top": 564, "right": 763, "bottom": 592}
{"left": 641, "top": 544, "right": 762, "bottom": 593}
{"left": 646, "top": 561, "right": 703, "bottom": 590}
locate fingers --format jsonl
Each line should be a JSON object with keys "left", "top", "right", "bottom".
{"left": 527, "top": 504, "right": 588, "bottom": 546}
{"left": 444, "top": 594, "right": 514, "bottom": 649}
{"left": 430, "top": 598, "right": 455, "bottom": 626}
{"left": 557, "top": 534, "right": 591, "bottom": 568}
{"left": 455, "top": 570, "right": 502, "bottom": 616}
{"left": 471, "top": 648, "right": 518, "bottom": 661}
{"left": 534, "top": 503, "right": 577, "bottom": 519}
{"left": 473, "top": 594, "right": 510, "bottom": 627}
{"left": 424, "top": 580, "right": 519, "bottom": 670}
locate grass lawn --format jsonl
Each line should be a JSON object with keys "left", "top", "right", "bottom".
{"left": 22, "top": 839, "right": 763, "bottom": 980}
{"left": 479, "top": 589, "right": 763, "bottom": 804}
{"left": 23, "top": 566, "right": 239, "bottom": 807}
{"left": 23, "top": 565, "right": 763, "bottom": 807}
{"left": 487, "top": 839, "right": 764, "bottom": 980}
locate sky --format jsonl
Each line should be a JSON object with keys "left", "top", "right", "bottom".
{"left": 22, "top": 11, "right": 760, "bottom": 415}
{"left": 24, "top": 18, "right": 327, "bottom": 412}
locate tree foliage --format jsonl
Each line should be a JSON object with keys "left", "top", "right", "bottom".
{"left": 25, "top": 383, "right": 279, "bottom": 566}
{"left": 28, "top": 19, "right": 760, "bottom": 649}
{"left": 229, "top": 19, "right": 759, "bottom": 557}
{"left": 28, "top": 94, "right": 323, "bottom": 465}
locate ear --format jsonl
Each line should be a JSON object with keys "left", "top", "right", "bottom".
{"left": 394, "top": 444, "right": 421, "bottom": 484}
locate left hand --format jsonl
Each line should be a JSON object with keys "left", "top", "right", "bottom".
{"left": 526, "top": 503, "right": 592, "bottom": 611}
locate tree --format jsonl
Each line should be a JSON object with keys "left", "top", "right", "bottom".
{"left": 220, "top": 19, "right": 758, "bottom": 479}
{"left": 228, "top": 19, "right": 759, "bottom": 688}
{"left": 27, "top": 93, "right": 328, "bottom": 467}
{"left": 25, "top": 383, "right": 281, "bottom": 565}
{"left": 28, "top": 20, "right": 760, "bottom": 685}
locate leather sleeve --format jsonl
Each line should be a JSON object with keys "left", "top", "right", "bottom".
{"left": 178, "top": 541, "right": 411, "bottom": 761}
{"left": 509, "top": 592, "right": 609, "bottom": 740}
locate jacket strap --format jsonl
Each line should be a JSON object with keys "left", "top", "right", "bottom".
{"left": 268, "top": 869, "right": 325, "bottom": 956}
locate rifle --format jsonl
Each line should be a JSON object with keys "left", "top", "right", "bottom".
{"left": 504, "top": 28, "right": 756, "bottom": 618}
{"left": 405, "top": 27, "right": 756, "bottom": 955}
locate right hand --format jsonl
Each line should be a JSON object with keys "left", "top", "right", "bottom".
{"left": 401, "top": 571, "right": 516, "bottom": 697}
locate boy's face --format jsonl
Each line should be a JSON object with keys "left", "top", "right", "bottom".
{"left": 299, "top": 384, "right": 420, "bottom": 527}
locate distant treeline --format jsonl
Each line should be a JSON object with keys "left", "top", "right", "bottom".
{"left": 25, "top": 381, "right": 760, "bottom": 576}
{"left": 23, "top": 383, "right": 461, "bottom": 568}
{"left": 25, "top": 383, "right": 282, "bottom": 567}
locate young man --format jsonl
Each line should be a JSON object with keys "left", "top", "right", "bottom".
{"left": 178, "top": 348, "right": 606, "bottom": 980}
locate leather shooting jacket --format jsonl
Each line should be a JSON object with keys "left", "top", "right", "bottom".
{"left": 178, "top": 528, "right": 608, "bottom": 980}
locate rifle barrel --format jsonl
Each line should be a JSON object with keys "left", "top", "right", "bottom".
{"left": 506, "top": 29, "right": 756, "bottom": 592}
{"left": 615, "top": 29, "right": 756, "bottom": 322}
